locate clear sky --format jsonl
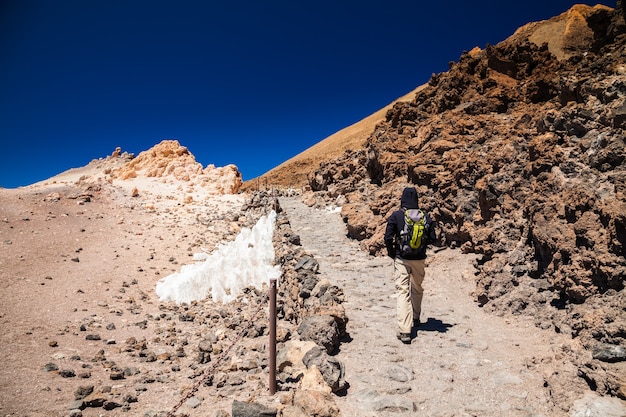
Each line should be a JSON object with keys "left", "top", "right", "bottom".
{"left": 0, "top": 0, "right": 610, "bottom": 188}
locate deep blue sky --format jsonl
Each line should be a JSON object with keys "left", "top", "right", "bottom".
{"left": 0, "top": 0, "right": 610, "bottom": 188}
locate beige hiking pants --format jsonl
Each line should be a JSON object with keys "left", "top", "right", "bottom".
{"left": 394, "top": 257, "right": 425, "bottom": 334}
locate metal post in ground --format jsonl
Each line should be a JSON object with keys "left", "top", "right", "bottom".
{"left": 269, "top": 278, "right": 277, "bottom": 394}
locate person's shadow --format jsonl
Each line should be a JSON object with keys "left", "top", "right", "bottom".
{"left": 413, "top": 317, "right": 453, "bottom": 336}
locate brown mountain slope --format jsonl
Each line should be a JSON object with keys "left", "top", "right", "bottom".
{"left": 241, "top": 87, "right": 424, "bottom": 191}
{"left": 242, "top": 4, "right": 616, "bottom": 191}
{"left": 300, "top": 4, "right": 626, "bottom": 400}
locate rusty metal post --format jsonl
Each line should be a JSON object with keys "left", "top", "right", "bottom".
{"left": 269, "top": 278, "right": 277, "bottom": 394}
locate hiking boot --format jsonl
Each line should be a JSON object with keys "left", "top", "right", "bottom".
{"left": 397, "top": 332, "right": 411, "bottom": 344}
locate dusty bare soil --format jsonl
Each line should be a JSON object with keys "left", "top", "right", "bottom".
{"left": 0, "top": 169, "right": 246, "bottom": 416}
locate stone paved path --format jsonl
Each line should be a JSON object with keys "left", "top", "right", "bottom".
{"left": 280, "top": 197, "right": 572, "bottom": 417}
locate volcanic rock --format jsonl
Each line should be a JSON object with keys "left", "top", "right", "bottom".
{"left": 283, "top": 4, "right": 625, "bottom": 399}
{"left": 232, "top": 400, "right": 277, "bottom": 417}
{"left": 111, "top": 139, "right": 242, "bottom": 194}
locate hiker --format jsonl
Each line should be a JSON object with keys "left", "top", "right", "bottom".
{"left": 384, "top": 187, "right": 436, "bottom": 344}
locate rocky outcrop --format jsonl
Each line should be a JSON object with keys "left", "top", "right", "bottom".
{"left": 304, "top": 5, "right": 626, "bottom": 399}
{"left": 112, "top": 140, "right": 243, "bottom": 194}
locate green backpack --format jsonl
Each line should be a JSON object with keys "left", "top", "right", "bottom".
{"left": 399, "top": 209, "right": 427, "bottom": 257}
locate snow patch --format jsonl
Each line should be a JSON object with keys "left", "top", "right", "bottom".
{"left": 156, "top": 210, "right": 281, "bottom": 304}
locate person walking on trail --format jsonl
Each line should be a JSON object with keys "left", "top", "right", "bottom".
{"left": 384, "top": 187, "right": 436, "bottom": 344}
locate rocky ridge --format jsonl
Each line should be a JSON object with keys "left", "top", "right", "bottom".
{"left": 111, "top": 139, "right": 243, "bottom": 195}
{"left": 303, "top": 4, "right": 626, "bottom": 400}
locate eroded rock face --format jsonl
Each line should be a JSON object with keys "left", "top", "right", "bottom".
{"left": 305, "top": 3, "right": 626, "bottom": 385}
{"left": 112, "top": 139, "right": 243, "bottom": 194}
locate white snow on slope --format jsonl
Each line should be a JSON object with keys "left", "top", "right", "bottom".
{"left": 156, "top": 210, "right": 281, "bottom": 304}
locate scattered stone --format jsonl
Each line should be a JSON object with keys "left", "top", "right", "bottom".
{"left": 592, "top": 343, "right": 626, "bottom": 363}
{"left": 123, "top": 367, "right": 140, "bottom": 377}
{"left": 83, "top": 392, "right": 107, "bottom": 408}
{"left": 68, "top": 400, "right": 85, "bottom": 411}
{"left": 302, "top": 346, "right": 346, "bottom": 392}
{"left": 295, "top": 256, "right": 319, "bottom": 273}
{"left": 48, "top": 340, "right": 58, "bottom": 347}
{"left": 91, "top": 349, "right": 106, "bottom": 362}
{"left": 386, "top": 364, "right": 413, "bottom": 383}
{"left": 298, "top": 315, "right": 340, "bottom": 354}
{"left": 373, "top": 395, "right": 417, "bottom": 413}
{"left": 44, "top": 362, "right": 58, "bottom": 372}
{"left": 179, "top": 312, "right": 195, "bottom": 322}
{"left": 85, "top": 334, "right": 101, "bottom": 341}
{"left": 156, "top": 350, "right": 171, "bottom": 361}
{"left": 74, "top": 385, "right": 94, "bottom": 400}
{"left": 232, "top": 400, "right": 277, "bottom": 417}
{"left": 299, "top": 275, "right": 319, "bottom": 299}
{"left": 300, "top": 366, "right": 332, "bottom": 394}
{"left": 226, "top": 373, "right": 245, "bottom": 386}
{"left": 142, "top": 350, "right": 157, "bottom": 362}
{"left": 287, "top": 233, "right": 301, "bottom": 245}
{"left": 197, "top": 339, "right": 212, "bottom": 364}
{"left": 109, "top": 369, "right": 125, "bottom": 380}
{"left": 292, "top": 390, "right": 340, "bottom": 417}
{"left": 123, "top": 393, "right": 138, "bottom": 404}
{"left": 103, "top": 400, "right": 122, "bottom": 410}
{"left": 277, "top": 340, "right": 317, "bottom": 372}
{"left": 59, "top": 369, "right": 76, "bottom": 378}
{"left": 186, "top": 396, "right": 202, "bottom": 409}
{"left": 570, "top": 391, "right": 626, "bottom": 417}
{"left": 239, "top": 359, "right": 258, "bottom": 371}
